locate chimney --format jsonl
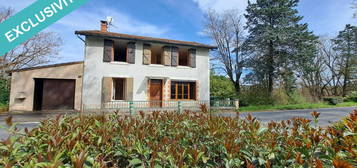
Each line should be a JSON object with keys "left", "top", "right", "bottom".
{"left": 100, "top": 20, "right": 108, "bottom": 32}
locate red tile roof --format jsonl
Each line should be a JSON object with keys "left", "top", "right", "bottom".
{"left": 75, "top": 30, "right": 217, "bottom": 49}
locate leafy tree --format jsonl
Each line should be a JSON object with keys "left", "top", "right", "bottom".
{"left": 333, "top": 24, "right": 357, "bottom": 96}
{"left": 0, "top": 78, "right": 9, "bottom": 104}
{"left": 244, "top": 0, "right": 318, "bottom": 97}
{"left": 210, "top": 72, "right": 236, "bottom": 99}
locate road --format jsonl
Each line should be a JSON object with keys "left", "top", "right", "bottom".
{"left": 217, "top": 106, "right": 356, "bottom": 126}
{"left": 0, "top": 107, "right": 356, "bottom": 140}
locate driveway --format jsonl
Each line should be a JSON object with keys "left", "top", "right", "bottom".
{"left": 217, "top": 106, "right": 356, "bottom": 127}
{"left": 0, "top": 107, "right": 356, "bottom": 140}
{"left": 0, "top": 112, "right": 75, "bottom": 140}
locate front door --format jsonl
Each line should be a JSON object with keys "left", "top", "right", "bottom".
{"left": 149, "top": 79, "right": 162, "bottom": 107}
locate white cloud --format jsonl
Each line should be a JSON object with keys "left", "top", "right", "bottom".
{"left": 193, "top": 0, "right": 249, "bottom": 13}
{"left": 1, "top": 1, "right": 170, "bottom": 63}
{"left": 57, "top": 8, "right": 168, "bottom": 37}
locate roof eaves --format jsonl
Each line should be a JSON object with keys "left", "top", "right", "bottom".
{"left": 8, "top": 61, "right": 84, "bottom": 73}
{"left": 75, "top": 30, "right": 217, "bottom": 49}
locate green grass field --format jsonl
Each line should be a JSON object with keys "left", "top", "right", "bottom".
{"left": 239, "top": 101, "right": 357, "bottom": 112}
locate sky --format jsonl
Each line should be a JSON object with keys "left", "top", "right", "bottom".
{"left": 1, "top": 0, "right": 356, "bottom": 64}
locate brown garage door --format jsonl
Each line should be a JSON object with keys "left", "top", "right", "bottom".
{"left": 41, "top": 79, "right": 75, "bottom": 110}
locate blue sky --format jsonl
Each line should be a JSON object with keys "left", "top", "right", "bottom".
{"left": 1, "top": 0, "right": 356, "bottom": 64}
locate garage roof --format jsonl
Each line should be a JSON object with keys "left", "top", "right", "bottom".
{"left": 9, "top": 61, "right": 83, "bottom": 73}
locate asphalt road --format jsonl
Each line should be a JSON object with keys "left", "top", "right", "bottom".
{"left": 0, "top": 107, "right": 356, "bottom": 140}
{"left": 217, "top": 106, "right": 356, "bottom": 126}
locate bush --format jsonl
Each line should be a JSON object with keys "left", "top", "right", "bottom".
{"left": 0, "top": 78, "right": 9, "bottom": 105}
{"left": 1, "top": 111, "right": 356, "bottom": 167}
{"left": 345, "top": 91, "right": 357, "bottom": 102}
{"left": 323, "top": 97, "right": 343, "bottom": 105}
{"left": 238, "top": 85, "right": 273, "bottom": 106}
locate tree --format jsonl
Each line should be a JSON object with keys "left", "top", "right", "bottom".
{"left": 299, "top": 37, "right": 341, "bottom": 99}
{"left": 244, "top": 0, "right": 317, "bottom": 97}
{"left": 0, "top": 7, "right": 62, "bottom": 104}
{"left": 0, "top": 7, "right": 62, "bottom": 78}
{"left": 203, "top": 9, "right": 246, "bottom": 94}
{"left": 333, "top": 24, "right": 357, "bottom": 96}
{"left": 210, "top": 72, "right": 236, "bottom": 99}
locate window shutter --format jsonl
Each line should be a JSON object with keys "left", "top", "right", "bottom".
{"left": 189, "top": 49, "right": 196, "bottom": 68}
{"left": 127, "top": 42, "right": 136, "bottom": 64}
{"left": 126, "top": 78, "right": 134, "bottom": 101}
{"left": 171, "top": 47, "right": 178, "bottom": 67}
{"left": 102, "top": 77, "right": 112, "bottom": 104}
{"left": 143, "top": 44, "right": 151, "bottom": 65}
{"left": 162, "top": 46, "right": 171, "bottom": 66}
{"left": 103, "top": 40, "right": 113, "bottom": 62}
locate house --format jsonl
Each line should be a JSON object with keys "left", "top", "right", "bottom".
{"left": 8, "top": 21, "right": 216, "bottom": 112}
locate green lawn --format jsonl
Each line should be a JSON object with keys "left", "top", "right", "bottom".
{"left": 239, "top": 101, "right": 357, "bottom": 112}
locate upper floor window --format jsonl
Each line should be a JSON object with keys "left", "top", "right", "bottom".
{"left": 114, "top": 42, "right": 127, "bottom": 62}
{"left": 179, "top": 48, "right": 189, "bottom": 66}
{"left": 151, "top": 45, "right": 163, "bottom": 65}
{"left": 142, "top": 44, "right": 196, "bottom": 68}
{"left": 103, "top": 39, "right": 135, "bottom": 64}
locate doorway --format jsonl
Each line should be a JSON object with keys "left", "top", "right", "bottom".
{"left": 149, "top": 79, "right": 162, "bottom": 107}
{"left": 33, "top": 79, "right": 75, "bottom": 111}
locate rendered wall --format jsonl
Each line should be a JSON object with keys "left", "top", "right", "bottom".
{"left": 82, "top": 37, "right": 210, "bottom": 109}
{"left": 9, "top": 63, "right": 83, "bottom": 112}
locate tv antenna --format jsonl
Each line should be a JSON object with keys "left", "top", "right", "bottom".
{"left": 106, "top": 16, "right": 117, "bottom": 30}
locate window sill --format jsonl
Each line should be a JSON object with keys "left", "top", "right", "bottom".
{"left": 110, "top": 100, "right": 127, "bottom": 102}
{"left": 177, "top": 66, "right": 192, "bottom": 69}
{"left": 170, "top": 99, "right": 197, "bottom": 101}
{"left": 110, "top": 62, "right": 130, "bottom": 65}
{"left": 148, "top": 64, "right": 165, "bottom": 67}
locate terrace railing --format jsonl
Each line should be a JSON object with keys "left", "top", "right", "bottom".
{"left": 83, "top": 100, "right": 239, "bottom": 114}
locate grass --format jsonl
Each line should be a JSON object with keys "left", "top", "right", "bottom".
{"left": 239, "top": 101, "right": 357, "bottom": 112}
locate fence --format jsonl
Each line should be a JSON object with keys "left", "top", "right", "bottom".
{"left": 83, "top": 100, "right": 239, "bottom": 114}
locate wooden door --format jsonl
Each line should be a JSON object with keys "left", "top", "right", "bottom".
{"left": 149, "top": 79, "right": 162, "bottom": 107}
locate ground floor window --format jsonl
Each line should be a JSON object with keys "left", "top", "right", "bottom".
{"left": 171, "top": 81, "right": 196, "bottom": 100}
{"left": 113, "top": 78, "right": 126, "bottom": 100}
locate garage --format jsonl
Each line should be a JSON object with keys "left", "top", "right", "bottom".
{"left": 33, "top": 79, "right": 76, "bottom": 111}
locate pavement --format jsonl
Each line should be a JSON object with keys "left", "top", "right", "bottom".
{"left": 0, "top": 107, "right": 356, "bottom": 140}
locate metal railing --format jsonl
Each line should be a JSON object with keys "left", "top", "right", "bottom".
{"left": 83, "top": 100, "right": 239, "bottom": 114}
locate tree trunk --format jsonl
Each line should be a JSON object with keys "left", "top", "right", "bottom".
{"left": 234, "top": 72, "right": 242, "bottom": 94}
{"left": 342, "top": 59, "right": 350, "bottom": 97}
{"left": 267, "top": 40, "right": 275, "bottom": 97}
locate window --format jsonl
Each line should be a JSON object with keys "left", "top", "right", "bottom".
{"left": 151, "top": 45, "right": 163, "bottom": 64}
{"left": 113, "top": 42, "right": 127, "bottom": 62}
{"left": 179, "top": 48, "right": 189, "bottom": 66}
{"left": 113, "top": 78, "right": 126, "bottom": 100}
{"left": 171, "top": 81, "right": 196, "bottom": 100}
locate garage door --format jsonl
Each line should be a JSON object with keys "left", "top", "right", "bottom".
{"left": 41, "top": 79, "right": 76, "bottom": 110}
